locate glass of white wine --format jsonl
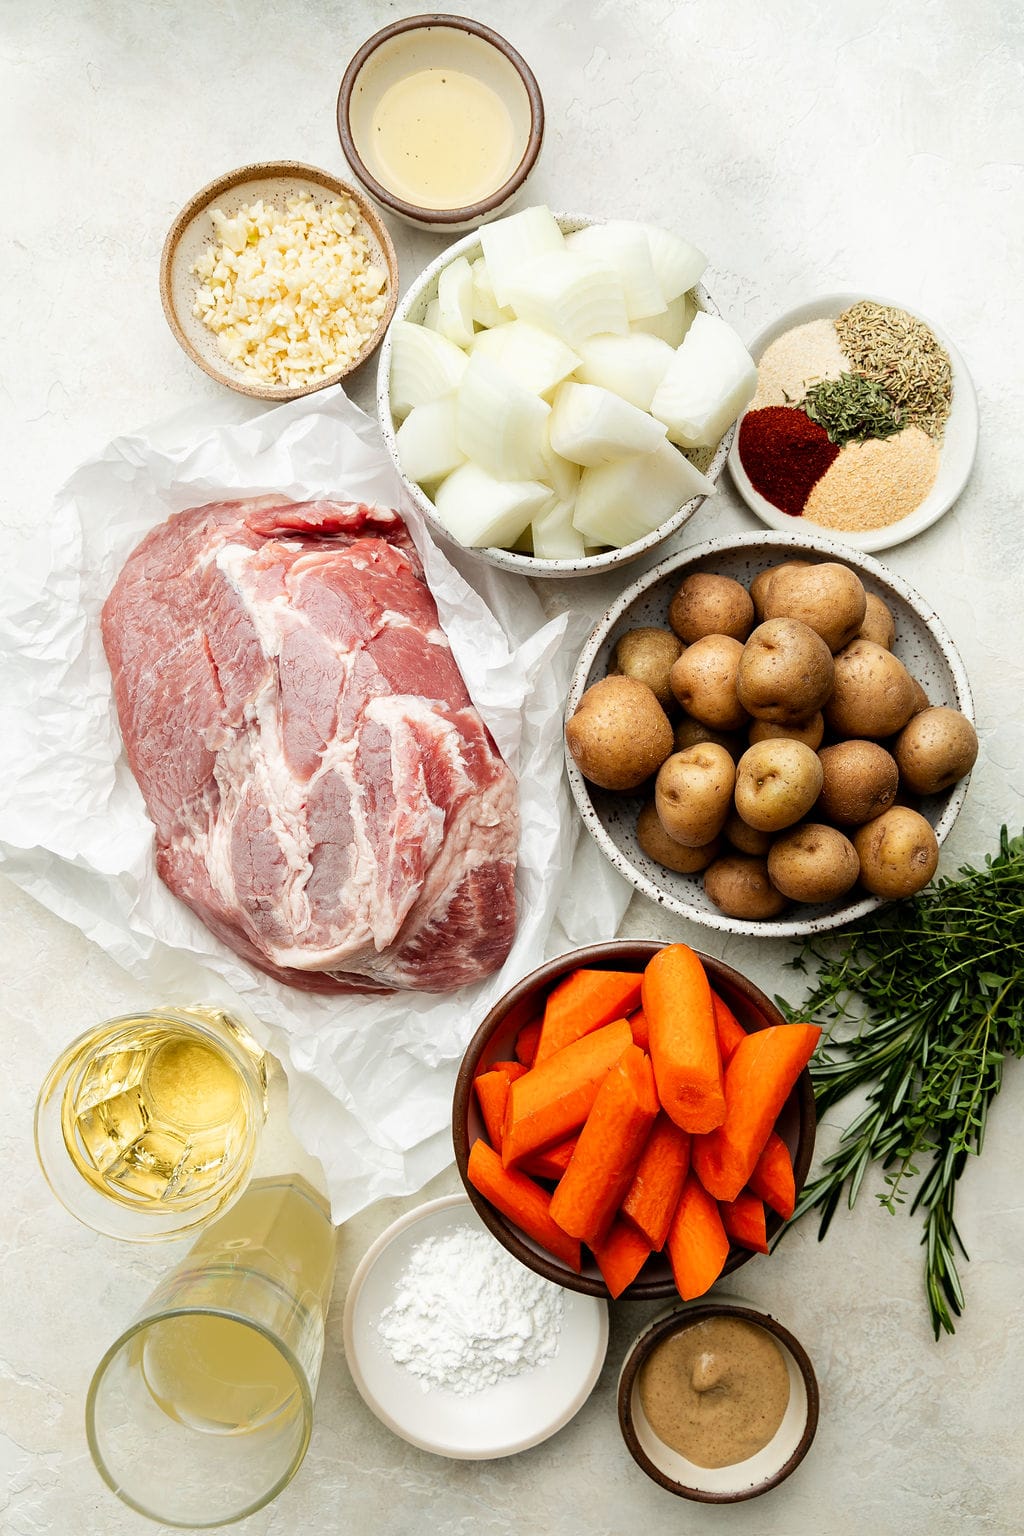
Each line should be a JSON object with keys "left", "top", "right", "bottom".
{"left": 86, "top": 1173, "right": 338, "bottom": 1527}
{"left": 34, "top": 1006, "right": 268, "bottom": 1240}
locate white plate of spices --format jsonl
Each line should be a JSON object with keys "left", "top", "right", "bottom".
{"left": 343, "top": 1193, "right": 609, "bottom": 1458}
{"left": 728, "top": 293, "right": 978, "bottom": 552}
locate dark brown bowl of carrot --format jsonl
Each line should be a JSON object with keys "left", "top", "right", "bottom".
{"left": 452, "top": 940, "right": 817, "bottom": 1301}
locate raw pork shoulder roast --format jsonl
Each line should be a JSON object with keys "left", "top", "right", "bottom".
{"left": 102, "top": 498, "right": 518, "bottom": 992}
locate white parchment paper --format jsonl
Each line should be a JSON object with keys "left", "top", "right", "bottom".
{"left": 0, "top": 387, "right": 631, "bottom": 1220}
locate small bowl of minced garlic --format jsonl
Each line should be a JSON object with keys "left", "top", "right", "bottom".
{"left": 728, "top": 293, "right": 978, "bottom": 554}
{"left": 160, "top": 160, "right": 398, "bottom": 400}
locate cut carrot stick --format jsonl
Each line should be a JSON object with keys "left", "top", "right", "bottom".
{"left": 519, "top": 1137, "right": 578, "bottom": 1182}
{"left": 691, "top": 1023, "right": 821, "bottom": 1202}
{"left": 476, "top": 1058, "right": 524, "bottom": 1078}
{"left": 628, "top": 1008, "right": 650, "bottom": 1051}
{"left": 473, "top": 1063, "right": 527, "bottom": 1151}
{"left": 502, "top": 1018, "right": 633, "bottom": 1168}
{"left": 467, "top": 1139, "right": 581, "bottom": 1272}
{"left": 514, "top": 1019, "right": 542, "bottom": 1066}
{"left": 666, "top": 1172, "right": 730, "bottom": 1301}
{"left": 712, "top": 992, "right": 747, "bottom": 1066}
{"left": 592, "top": 1219, "right": 652, "bottom": 1299}
{"left": 534, "top": 968, "right": 643, "bottom": 1063}
{"left": 642, "top": 943, "right": 725, "bottom": 1134}
{"left": 620, "top": 1112, "right": 691, "bottom": 1250}
{"left": 748, "top": 1130, "right": 797, "bottom": 1219}
{"left": 719, "top": 1191, "right": 769, "bottom": 1255}
{"left": 549, "top": 1045, "right": 659, "bottom": 1246}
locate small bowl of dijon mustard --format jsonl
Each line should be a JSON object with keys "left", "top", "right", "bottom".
{"left": 618, "top": 1299, "right": 818, "bottom": 1502}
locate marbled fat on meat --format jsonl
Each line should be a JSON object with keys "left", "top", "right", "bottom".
{"left": 101, "top": 498, "right": 518, "bottom": 992}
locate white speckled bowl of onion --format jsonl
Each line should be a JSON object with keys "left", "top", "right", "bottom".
{"left": 376, "top": 210, "right": 743, "bottom": 577}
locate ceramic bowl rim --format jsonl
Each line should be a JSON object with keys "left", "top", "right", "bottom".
{"left": 452, "top": 939, "right": 816, "bottom": 1299}
{"left": 159, "top": 160, "right": 399, "bottom": 401}
{"left": 617, "top": 1299, "right": 819, "bottom": 1501}
{"left": 336, "top": 13, "right": 545, "bottom": 226}
{"left": 564, "top": 529, "right": 975, "bottom": 938}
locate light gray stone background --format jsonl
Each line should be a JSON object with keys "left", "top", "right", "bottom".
{"left": 2, "top": 1, "right": 1023, "bottom": 1532}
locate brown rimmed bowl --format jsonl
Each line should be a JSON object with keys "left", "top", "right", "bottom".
{"left": 337, "top": 15, "right": 544, "bottom": 233}
{"left": 451, "top": 940, "right": 815, "bottom": 1300}
{"left": 160, "top": 161, "right": 398, "bottom": 401}
{"left": 618, "top": 1300, "right": 819, "bottom": 1501}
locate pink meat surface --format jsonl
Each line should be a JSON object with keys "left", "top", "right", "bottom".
{"left": 101, "top": 497, "right": 518, "bottom": 992}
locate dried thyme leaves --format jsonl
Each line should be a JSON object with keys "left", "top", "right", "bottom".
{"left": 835, "top": 300, "right": 953, "bottom": 439}
{"left": 799, "top": 372, "right": 904, "bottom": 447}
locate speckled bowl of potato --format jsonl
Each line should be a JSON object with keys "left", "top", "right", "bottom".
{"left": 563, "top": 531, "right": 976, "bottom": 938}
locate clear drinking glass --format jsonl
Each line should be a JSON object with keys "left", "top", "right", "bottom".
{"left": 34, "top": 1006, "right": 268, "bottom": 1240}
{"left": 86, "top": 1173, "right": 338, "bottom": 1527}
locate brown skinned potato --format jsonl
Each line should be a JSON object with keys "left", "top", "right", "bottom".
{"left": 669, "top": 573, "right": 755, "bottom": 644}
{"left": 610, "top": 627, "right": 685, "bottom": 711}
{"left": 750, "top": 561, "right": 811, "bottom": 621}
{"left": 817, "top": 740, "right": 899, "bottom": 825}
{"left": 704, "top": 855, "right": 789, "bottom": 919}
{"left": 736, "top": 619, "right": 834, "bottom": 725}
{"left": 669, "top": 635, "right": 748, "bottom": 731}
{"left": 566, "top": 675, "right": 673, "bottom": 790}
{"left": 857, "top": 592, "right": 896, "bottom": 650}
{"left": 734, "top": 739, "right": 824, "bottom": 831}
{"left": 748, "top": 712, "right": 825, "bottom": 751}
{"left": 637, "top": 802, "right": 722, "bottom": 873}
{"left": 760, "top": 561, "right": 867, "bottom": 653}
{"left": 825, "top": 640, "right": 918, "bottom": 738}
{"left": 655, "top": 744, "right": 736, "bottom": 847}
{"left": 673, "top": 716, "right": 746, "bottom": 759}
{"left": 768, "top": 824, "right": 860, "bottom": 903}
{"left": 894, "top": 707, "right": 979, "bottom": 795}
{"left": 853, "top": 806, "right": 939, "bottom": 898}
{"left": 722, "top": 810, "right": 774, "bottom": 857}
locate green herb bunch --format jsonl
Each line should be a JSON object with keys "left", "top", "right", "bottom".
{"left": 799, "top": 371, "right": 903, "bottom": 446}
{"left": 779, "top": 829, "right": 1024, "bottom": 1338}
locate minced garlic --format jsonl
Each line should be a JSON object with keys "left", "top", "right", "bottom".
{"left": 191, "top": 195, "right": 390, "bottom": 386}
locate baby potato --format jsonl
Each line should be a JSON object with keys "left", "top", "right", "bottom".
{"left": 610, "top": 627, "right": 684, "bottom": 711}
{"left": 566, "top": 675, "right": 673, "bottom": 790}
{"left": 748, "top": 712, "right": 825, "bottom": 751}
{"left": 734, "top": 739, "right": 824, "bottom": 832}
{"left": 857, "top": 592, "right": 896, "bottom": 650}
{"left": 722, "top": 809, "right": 774, "bottom": 857}
{"left": 655, "top": 744, "right": 736, "bottom": 848}
{"left": 669, "top": 573, "right": 755, "bottom": 644}
{"left": 704, "top": 854, "right": 789, "bottom": 919}
{"left": 817, "top": 740, "right": 899, "bottom": 826}
{"left": 767, "top": 823, "right": 860, "bottom": 904}
{"left": 825, "top": 640, "right": 918, "bottom": 739}
{"left": 750, "top": 560, "right": 811, "bottom": 621}
{"left": 907, "top": 675, "right": 930, "bottom": 717}
{"left": 673, "top": 716, "right": 746, "bottom": 759}
{"left": 853, "top": 806, "right": 939, "bottom": 898}
{"left": 894, "top": 706, "right": 979, "bottom": 795}
{"left": 637, "top": 801, "right": 722, "bottom": 873}
{"left": 669, "top": 635, "right": 748, "bottom": 731}
{"left": 760, "top": 560, "right": 867, "bottom": 653}
{"left": 736, "top": 619, "right": 835, "bottom": 724}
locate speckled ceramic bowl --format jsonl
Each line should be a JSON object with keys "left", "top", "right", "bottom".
{"left": 452, "top": 940, "right": 816, "bottom": 1300}
{"left": 376, "top": 214, "right": 734, "bottom": 579}
{"left": 564, "top": 530, "right": 975, "bottom": 939}
{"left": 618, "top": 1299, "right": 819, "bottom": 1501}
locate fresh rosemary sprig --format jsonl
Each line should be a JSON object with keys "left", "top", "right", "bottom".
{"left": 778, "top": 828, "right": 1024, "bottom": 1338}
{"left": 799, "top": 370, "right": 903, "bottom": 446}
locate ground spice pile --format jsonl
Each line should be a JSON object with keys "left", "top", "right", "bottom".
{"left": 737, "top": 303, "right": 951, "bottom": 530}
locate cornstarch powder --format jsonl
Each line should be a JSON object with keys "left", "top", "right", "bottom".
{"left": 377, "top": 1225, "right": 565, "bottom": 1394}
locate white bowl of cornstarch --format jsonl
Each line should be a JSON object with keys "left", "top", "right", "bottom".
{"left": 343, "top": 1193, "right": 608, "bottom": 1458}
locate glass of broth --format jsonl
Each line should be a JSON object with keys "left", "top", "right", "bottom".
{"left": 86, "top": 1173, "right": 338, "bottom": 1527}
{"left": 34, "top": 1006, "right": 268, "bottom": 1240}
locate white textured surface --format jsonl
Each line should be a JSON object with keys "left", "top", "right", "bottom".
{"left": 2, "top": 3, "right": 1023, "bottom": 1533}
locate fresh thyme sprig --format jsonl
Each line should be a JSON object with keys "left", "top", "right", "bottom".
{"left": 777, "top": 828, "right": 1024, "bottom": 1338}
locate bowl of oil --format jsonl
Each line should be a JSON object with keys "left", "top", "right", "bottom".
{"left": 337, "top": 15, "right": 544, "bottom": 232}
{"left": 618, "top": 1299, "right": 819, "bottom": 1501}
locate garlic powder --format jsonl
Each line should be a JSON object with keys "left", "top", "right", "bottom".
{"left": 191, "top": 195, "right": 389, "bottom": 386}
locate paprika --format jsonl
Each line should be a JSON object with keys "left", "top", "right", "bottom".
{"left": 737, "top": 406, "right": 840, "bottom": 517}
